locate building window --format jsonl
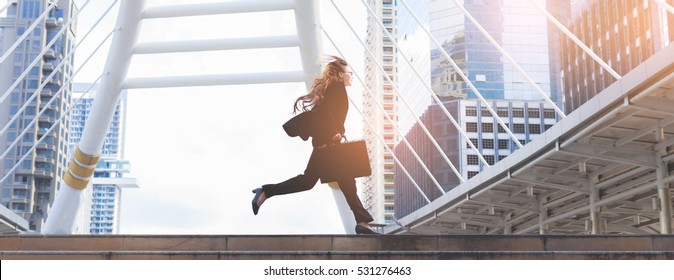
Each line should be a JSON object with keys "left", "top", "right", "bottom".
{"left": 543, "top": 109, "right": 556, "bottom": 119}
{"left": 467, "top": 171, "right": 479, "bottom": 179}
{"left": 481, "top": 107, "right": 492, "bottom": 117}
{"left": 498, "top": 139, "right": 509, "bottom": 150}
{"left": 466, "top": 123, "right": 478, "bottom": 132}
{"left": 485, "top": 155, "right": 495, "bottom": 165}
{"left": 467, "top": 138, "right": 478, "bottom": 149}
{"left": 529, "top": 124, "right": 541, "bottom": 134}
{"left": 512, "top": 108, "right": 524, "bottom": 118}
{"left": 496, "top": 122, "right": 508, "bottom": 133}
{"left": 497, "top": 107, "right": 509, "bottom": 117}
{"left": 466, "top": 106, "right": 477, "bottom": 116}
{"left": 481, "top": 123, "right": 493, "bottom": 133}
{"left": 482, "top": 139, "right": 494, "bottom": 149}
{"left": 528, "top": 108, "right": 540, "bottom": 118}
{"left": 513, "top": 123, "right": 525, "bottom": 134}
{"left": 466, "top": 154, "right": 479, "bottom": 165}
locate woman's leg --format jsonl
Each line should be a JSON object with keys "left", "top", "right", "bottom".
{"left": 262, "top": 173, "right": 318, "bottom": 198}
{"left": 260, "top": 150, "right": 321, "bottom": 199}
{"left": 336, "top": 178, "right": 374, "bottom": 224}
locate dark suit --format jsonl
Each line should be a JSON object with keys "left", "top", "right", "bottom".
{"left": 265, "top": 82, "right": 373, "bottom": 224}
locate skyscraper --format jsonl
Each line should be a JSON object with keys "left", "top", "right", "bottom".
{"left": 362, "top": 0, "right": 398, "bottom": 225}
{"left": 427, "top": 0, "right": 557, "bottom": 102}
{"left": 391, "top": 0, "right": 563, "bottom": 218}
{"left": 0, "top": 0, "right": 76, "bottom": 232}
{"left": 69, "top": 83, "right": 137, "bottom": 234}
{"left": 560, "top": 0, "right": 674, "bottom": 113}
{"left": 394, "top": 99, "right": 560, "bottom": 218}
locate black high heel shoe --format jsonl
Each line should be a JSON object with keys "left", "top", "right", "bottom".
{"left": 355, "top": 224, "right": 379, "bottom": 235}
{"left": 251, "top": 188, "right": 264, "bottom": 215}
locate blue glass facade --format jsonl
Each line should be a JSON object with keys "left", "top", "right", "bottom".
{"left": 393, "top": 0, "right": 563, "bottom": 219}
{"left": 428, "top": 0, "right": 555, "bottom": 102}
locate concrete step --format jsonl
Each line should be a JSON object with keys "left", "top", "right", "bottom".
{"left": 1, "top": 235, "right": 673, "bottom": 260}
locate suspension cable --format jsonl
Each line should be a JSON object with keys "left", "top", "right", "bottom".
{"left": 1, "top": 75, "right": 103, "bottom": 183}
{"left": 0, "top": 0, "right": 61, "bottom": 64}
{"left": 0, "top": 0, "right": 94, "bottom": 107}
{"left": 1, "top": 0, "right": 12, "bottom": 15}
{"left": 0, "top": 0, "right": 117, "bottom": 138}
{"left": 526, "top": 0, "right": 622, "bottom": 80}
{"left": 322, "top": 27, "right": 432, "bottom": 203}
{"left": 358, "top": 0, "right": 491, "bottom": 166}
{"left": 329, "top": 0, "right": 451, "bottom": 193}
{"left": 354, "top": 0, "right": 469, "bottom": 181}
{"left": 451, "top": 0, "right": 566, "bottom": 118}
{"left": 0, "top": 28, "right": 116, "bottom": 163}
{"left": 399, "top": 0, "right": 524, "bottom": 149}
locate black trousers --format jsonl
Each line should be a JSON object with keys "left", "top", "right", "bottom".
{"left": 262, "top": 149, "right": 374, "bottom": 224}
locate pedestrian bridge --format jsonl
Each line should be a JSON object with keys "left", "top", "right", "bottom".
{"left": 386, "top": 45, "right": 674, "bottom": 235}
{"left": 1, "top": 234, "right": 672, "bottom": 260}
{"left": 0, "top": 0, "right": 672, "bottom": 236}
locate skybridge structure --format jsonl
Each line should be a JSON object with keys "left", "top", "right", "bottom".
{"left": 0, "top": 0, "right": 673, "bottom": 241}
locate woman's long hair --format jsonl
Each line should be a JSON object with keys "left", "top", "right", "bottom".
{"left": 293, "top": 56, "right": 348, "bottom": 113}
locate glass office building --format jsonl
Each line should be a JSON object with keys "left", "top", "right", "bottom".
{"left": 427, "top": 0, "right": 557, "bottom": 102}
{"left": 393, "top": 99, "right": 560, "bottom": 218}
{"left": 392, "top": 0, "right": 564, "bottom": 218}
{"left": 0, "top": 0, "right": 76, "bottom": 232}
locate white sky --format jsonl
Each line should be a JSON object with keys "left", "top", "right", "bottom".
{"left": 71, "top": 0, "right": 367, "bottom": 234}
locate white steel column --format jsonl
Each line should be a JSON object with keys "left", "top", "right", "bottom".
{"left": 43, "top": 0, "right": 146, "bottom": 234}
{"left": 295, "top": 0, "right": 356, "bottom": 233}
{"left": 294, "top": 0, "right": 322, "bottom": 84}
{"left": 538, "top": 199, "right": 548, "bottom": 234}
{"left": 656, "top": 128, "right": 673, "bottom": 234}
{"left": 589, "top": 178, "right": 602, "bottom": 234}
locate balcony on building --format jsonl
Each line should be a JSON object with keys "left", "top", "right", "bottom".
{"left": 33, "top": 168, "right": 54, "bottom": 178}
{"left": 34, "top": 153, "right": 54, "bottom": 164}
{"left": 11, "top": 196, "right": 30, "bottom": 205}
{"left": 46, "top": 77, "right": 61, "bottom": 86}
{"left": 46, "top": 17, "right": 58, "bottom": 27}
{"left": 38, "top": 101, "right": 57, "bottom": 111}
{"left": 40, "top": 89, "right": 55, "bottom": 97}
{"left": 42, "top": 62, "right": 55, "bottom": 72}
{"left": 36, "top": 141, "right": 56, "bottom": 151}
{"left": 43, "top": 49, "right": 56, "bottom": 59}
{"left": 10, "top": 184, "right": 30, "bottom": 191}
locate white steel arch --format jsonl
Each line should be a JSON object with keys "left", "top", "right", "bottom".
{"left": 42, "top": 0, "right": 334, "bottom": 234}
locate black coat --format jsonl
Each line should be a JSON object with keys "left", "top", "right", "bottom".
{"left": 283, "top": 82, "right": 348, "bottom": 147}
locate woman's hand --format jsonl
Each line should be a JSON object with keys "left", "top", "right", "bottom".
{"left": 332, "top": 133, "right": 343, "bottom": 144}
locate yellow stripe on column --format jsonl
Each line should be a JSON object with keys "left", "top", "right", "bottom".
{"left": 69, "top": 157, "right": 96, "bottom": 179}
{"left": 63, "top": 170, "right": 91, "bottom": 190}
{"left": 74, "top": 148, "right": 100, "bottom": 165}
{"left": 64, "top": 147, "right": 100, "bottom": 190}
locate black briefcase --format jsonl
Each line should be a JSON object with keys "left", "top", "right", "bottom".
{"left": 312, "top": 140, "right": 372, "bottom": 183}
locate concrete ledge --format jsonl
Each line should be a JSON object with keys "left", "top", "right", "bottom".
{"left": 1, "top": 250, "right": 672, "bottom": 260}
{"left": 1, "top": 235, "right": 672, "bottom": 260}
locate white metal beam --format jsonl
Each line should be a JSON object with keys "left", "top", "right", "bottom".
{"left": 122, "top": 71, "right": 305, "bottom": 89}
{"left": 141, "top": 0, "right": 294, "bottom": 19}
{"left": 43, "top": 0, "right": 147, "bottom": 234}
{"left": 133, "top": 35, "right": 299, "bottom": 54}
